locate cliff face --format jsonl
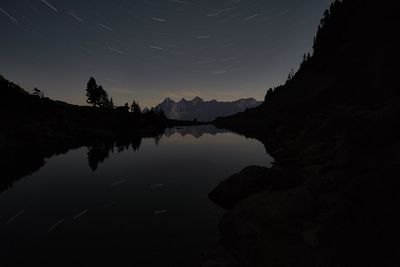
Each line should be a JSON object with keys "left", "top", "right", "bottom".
{"left": 211, "top": 1, "right": 400, "bottom": 266}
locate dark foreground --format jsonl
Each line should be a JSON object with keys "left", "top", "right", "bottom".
{"left": 2, "top": 1, "right": 400, "bottom": 266}
{"left": 206, "top": 1, "right": 400, "bottom": 266}
{"left": 0, "top": 126, "right": 270, "bottom": 267}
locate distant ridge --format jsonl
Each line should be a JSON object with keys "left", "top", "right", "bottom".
{"left": 154, "top": 97, "right": 262, "bottom": 121}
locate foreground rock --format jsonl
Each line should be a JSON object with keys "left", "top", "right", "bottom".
{"left": 209, "top": 166, "right": 301, "bottom": 210}
{"left": 218, "top": 187, "right": 314, "bottom": 267}
{"left": 210, "top": 1, "right": 400, "bottom": 265}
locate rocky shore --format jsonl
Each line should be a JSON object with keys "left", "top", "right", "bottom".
{"left": 207, "top": 111, "right": 400, "bottom": 266}
{"left": 206, "top": 1, "right": 400, "bottom": 266}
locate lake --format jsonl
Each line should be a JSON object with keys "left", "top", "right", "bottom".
{"left": 0, "top": 125, "right": 272, "bottom": 266}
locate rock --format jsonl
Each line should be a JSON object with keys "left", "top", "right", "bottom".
{"left": 201, "top": 247, "right": 240, "bottom": 267}
{"left": 208, "top": 166, "right": 269, "bottom": 209}
{"left": 303, "top": 228, "right": 319, "bottom": 247}
{"left": 209, "top": 166, "right": 301, "bottom": 209}
{"left": 219, "top": 186, "right": 314, "bottom": 266}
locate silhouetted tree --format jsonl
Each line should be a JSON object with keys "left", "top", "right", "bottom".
{"left": 300, "top": 53, "right": 312, "bottom": 69}
{"left": 99, "top": 87, "right": 114, "bottom": 109}
{"left": 87, "top": 143, "right": 114, "bottom": 171}
{"left": 115, "top": 103, "right": 130, "bottom": 112}
{"left": 321, "top": 9, "right": 331, "bottom": 26}
{"left": 131, "top": 100, "right": 141, "bottom": 114}
{"left": 287, "top": 68, "right": 295, "bottom": 82}
{"left": 109, "top": 97, "right": 114, "bottom": 109}
{"left": 131, "top": 137, "right": 142, "bottom": 151}
{"left": 86, "top": 77, "right": 101, "bottom": 107}
{"left": 99, "top": 86, "right": 107, "bottom": 106}
{"left": 148, "top": 107, "right": 156, "bottom": 115}
{"left": 32, "top": 88, "right": 44, "bottom": 98}
{"left": 86, "top": 77, "right": 114, "bottom": 109}
{"left": 313, "top": 0, "right": 344, "bottom": 55}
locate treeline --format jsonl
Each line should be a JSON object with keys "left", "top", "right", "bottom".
{"left": 1, "top": 73, "right": 169, "bottom": 138}
{"left": 265, "top": 0, "right": 344, "bottom": 102}
{"left": 85, "top": 77, "right": 165, "bottom": 117}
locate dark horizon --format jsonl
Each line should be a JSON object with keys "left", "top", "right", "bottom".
{"left": 1, "top": 0, "right": 332, "bottom": 108}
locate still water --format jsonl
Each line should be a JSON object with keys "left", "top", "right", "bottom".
{"left": 0, "top": 126, "right": 272, "bottom": 266}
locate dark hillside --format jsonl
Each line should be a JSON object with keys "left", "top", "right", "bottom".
{"left": 0, "top": 76, "right": 169, "bottom": 191}
{"left": 212, "top": 1, "right": 400, "bottom": 266}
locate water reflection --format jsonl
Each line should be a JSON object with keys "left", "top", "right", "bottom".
{"left": 1, "top": 126, "right": 233, "bottom": 192}
{"left": 0, "top": 125, "right": 271, "bottom": 266}
{"left": 163, "top": 125, "right": 229, "bottom": 138}
{"left": 86, "top": 125, "right": 230, "bottom": 171}
{"left": 87, "top": 137, "right": 142, "bottom": 171}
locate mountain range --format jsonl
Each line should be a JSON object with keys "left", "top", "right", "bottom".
{"left": 154, "top": 97, "right": 262, "bottom": 121}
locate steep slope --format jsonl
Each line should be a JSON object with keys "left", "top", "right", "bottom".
{"left": 212, "top": 1, "right": 400, "bottom": 266}
{"left": 155, "top": 97, "right": 261, "bottom": 121}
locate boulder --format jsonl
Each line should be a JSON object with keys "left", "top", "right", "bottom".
{"left": 219, "top": 186, "right": 314, "bottom": 267}
{"left": 209, "top": 166, "right": 300, "bottom": 209}
{"left": 208, "top": 166, "right": 269, "bottom": 209}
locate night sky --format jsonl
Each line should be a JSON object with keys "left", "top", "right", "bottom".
{"left": 0, "top": 0, "right": 332, "bottom": 107}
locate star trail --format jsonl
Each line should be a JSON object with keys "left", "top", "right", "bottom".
{"left": 0, "top": 0, "right": 332, "bottom": 107}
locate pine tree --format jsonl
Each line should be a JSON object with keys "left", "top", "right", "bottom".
{"left": 86, "top": 77, "right": 101, "bottom": 107}
{"left": 33, "top": 88, "right": 44, "bottom": 98}
{"left": 287, "top": 68, "right": 295, "bottom": 82}
{"left": 131, "top": 100, "right": 141, "bottom": 114}
{"left": 86, "top": 77, "right": 113, "bottom": 108}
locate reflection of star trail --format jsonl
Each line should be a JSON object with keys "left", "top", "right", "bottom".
{"left": 73, "top": 209, "right": 88, "bottom": 221}
{"left": 48, "top": 219, "right": 64, "bottom": 232}
{"left": 5, "top": 209, "right": 24, "bottom": 225}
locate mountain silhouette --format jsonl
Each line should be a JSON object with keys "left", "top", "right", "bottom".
{"left": 155, "top": 97, "right": 261, "bottom": 121}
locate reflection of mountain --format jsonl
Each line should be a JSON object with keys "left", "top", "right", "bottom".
{"left": 0, "top": 125, "right": 230, "bottom": 192}
{"left": 155, "top": 97, "right": 262, "bottom": 121}
{"left": 163, "top": 125, "right": 229, "bottom": 138}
